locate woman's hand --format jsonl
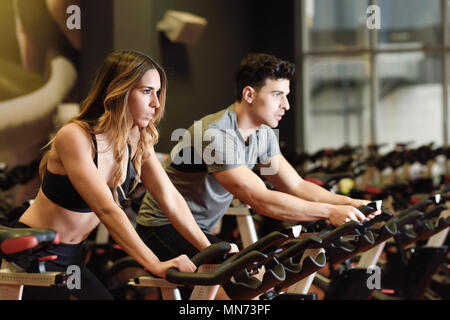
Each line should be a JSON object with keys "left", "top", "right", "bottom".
{"left": 153, "top": 254, "right": 197, "bottom": 278}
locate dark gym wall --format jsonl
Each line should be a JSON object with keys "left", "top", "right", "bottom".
{"left": 250, "top": 1, "right": 297, "bottom": 156}
{"left": 80, "top": 0, "right": 113, "bottom": 101}
{"left": 151, "top": 0, "right": 255, "bottom": 153}
{"left": 151, "top": 0, "right": 296, "bottom": 154}
{"left": 84, "top": 0, "right": 297, "bottom": 154}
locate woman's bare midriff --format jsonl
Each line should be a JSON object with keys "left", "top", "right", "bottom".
{"left": 19, "top": 189, "right": 101, "bottom": 244}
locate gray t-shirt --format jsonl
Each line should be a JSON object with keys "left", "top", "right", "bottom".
{"left": 137, "top": 104, "right": 281, "bottom": 232}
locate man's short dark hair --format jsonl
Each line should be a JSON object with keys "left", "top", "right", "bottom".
{"left": 235, "top": 53, "right": 296, "bottom": 101}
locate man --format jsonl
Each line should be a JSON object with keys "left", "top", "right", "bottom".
{"left": 136, "top": 53, "right": 373, "bottom": 260}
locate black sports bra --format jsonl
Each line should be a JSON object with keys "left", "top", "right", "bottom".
{"left": 41, "top": 135, "right": 136, "bottom": 212}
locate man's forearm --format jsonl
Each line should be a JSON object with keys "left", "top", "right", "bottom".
{"left": 249, "top": 188, "right": 335, "bottom": 222}
{"left": 288, "top": 179, "right": 352, "bottom": 205}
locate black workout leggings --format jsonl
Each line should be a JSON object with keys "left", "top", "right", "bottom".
{"left": 13, "top": 221, "right": 113, "bottom": 300}
{"left": 136, "top": 223, "right": 223, "bottom": 261}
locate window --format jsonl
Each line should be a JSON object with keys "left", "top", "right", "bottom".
{"left": 299, "top": 0, "right": 448, "bottom": 153}
{"left": 304, "top": 55, "right": 371, "bottom": 151}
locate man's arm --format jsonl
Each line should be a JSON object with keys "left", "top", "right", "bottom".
{"left": 212, "top": 163, "right": 365, "bottom": 226}
{"left": 260, "top": 154, "right": 367, "bottom": 207}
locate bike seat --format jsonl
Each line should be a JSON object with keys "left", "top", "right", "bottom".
{"left": 0, "top": 226, "right": 60, "bottom": 256}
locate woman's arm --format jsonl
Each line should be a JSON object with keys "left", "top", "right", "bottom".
{"left": 140, "top": 146, "right": 212, "bottom": 251}
{"left": 54, "top": 124, "right": 195, "bottom": 277}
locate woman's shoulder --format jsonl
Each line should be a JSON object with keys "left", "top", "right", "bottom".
{"left": 54, "top": 123, "right": 92, "bottom": 151}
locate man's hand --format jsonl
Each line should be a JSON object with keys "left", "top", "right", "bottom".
{"left": 347, "top": 198, "right": 371, "bottom": 207}
{"left": 346, "top": 198, "right": 381, "bottom": 221}
{"left": 329, "top": 205, "right": 366, "bottom": 226}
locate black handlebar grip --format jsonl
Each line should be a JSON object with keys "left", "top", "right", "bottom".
{"left": 433, "top": 216, "right": 450, "bottom": 234}
{"left": 394, "top": 210, "right": 424, "bottom": 228}
{"left": 165, "top": 229, "right": 304, "bottom": 286}
{"left": 225, "top": 231, "right": 289, "bottom": 265}
{"left": 424, "top": 204, "right": 448, "bottom": 220}
{"left": 370, "top": 220, "right": 397, "bottom": 246}
{"left": 165, "top": 250, "right": 267, "bottom": 286}
{"left": 357, "top": 200, "right": 382, "bottom": 216}
{"left": 358, "top": 205, "right": 376, "bottom": 216}
{"left": 363, "top": 207, "right": 394, "bottom": 228}
{"left": 430, "top": 194, "right": 441, "bottom": 204}
{"left": 190, "top": 242, "right": 232, "bottom": 267}
{"left": 368, "top": 200, "right": 383, "bottom": 211}
{"left": 319, "top": 221, "right": 362, "bottom": 246}
{"left": 276, "top": 236, "right": 323, "bottom": 262}
{"left": 395, "top": 199, "right": 433, "bottom": 221}
{"left": 279, "top": 225, "right": 302, "bottom": 239}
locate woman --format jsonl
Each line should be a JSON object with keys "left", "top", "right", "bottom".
{"left": 16, "top": 50, "right": 212, "bottom": 299}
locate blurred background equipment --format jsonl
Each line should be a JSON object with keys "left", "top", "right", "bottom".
{"left": 157, "top": 10, "right": 207, "bottom": 45}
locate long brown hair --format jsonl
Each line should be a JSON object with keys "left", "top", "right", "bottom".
{"left": 39, "top": 50, "right": 167, "bottom": 205}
